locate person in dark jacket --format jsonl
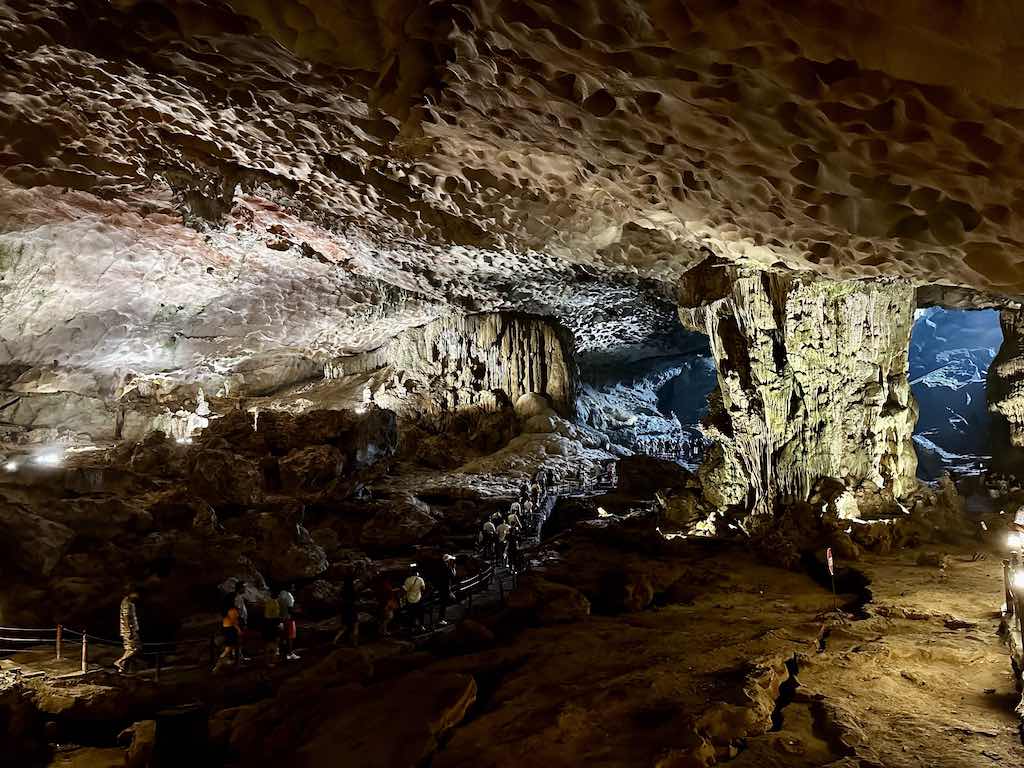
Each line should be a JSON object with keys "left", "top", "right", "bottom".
{"left": 333, "top": 568, "right": 359, "bottom": 647}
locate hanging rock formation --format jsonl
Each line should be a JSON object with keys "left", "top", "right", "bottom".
{"left": 326, "top": 312, "right": 577, "bottom": 422}
{"left": 679, "top": 259, "right": 918, "bottom": 518}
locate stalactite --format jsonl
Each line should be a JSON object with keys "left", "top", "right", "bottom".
{"left": 325, "top": 312, "right": 577, "bottom": 420}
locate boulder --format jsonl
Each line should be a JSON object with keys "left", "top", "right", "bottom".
{"left": 506, "top": 575, "right": 591, "bottom": 624}
{"left": 221, "top": 670, "right": 475, "bottom": 768}
{"left": 122, "top": 720, "right": 156, "bottom": 768}
{"left": 0, "top": 501, "right": 75, "bottom": 576}
{"left": 360, "top": 496, "right": 437, "bottom": 550}
{"left": 187, "top": 448, "right": 263, "bottom": 506}
{"left": 515, "top": 392, "right": 554, "bottom": 419}
{"left": 0, "top": 678, "right": 46, "bottom": 765}
{"left": 278, "top": 445, "right": 345, "bottom": 492}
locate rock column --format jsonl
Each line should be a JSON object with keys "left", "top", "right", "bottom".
{"left": 987, "top": 309, "right": 1024, "bottom": 476}
{"left": 678, "top": 260, "right": 918, "bottom": 517}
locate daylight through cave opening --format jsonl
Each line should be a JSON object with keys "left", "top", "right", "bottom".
{"left": 909, "top": 307, "right": 1001, "bottom": 481}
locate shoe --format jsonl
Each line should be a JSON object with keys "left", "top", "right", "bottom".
{"left": 286, "top": 652, "right": 300, "bottom": 660}
{"left": 438, "top": 619, "right": 449, "bottom": 627}
{"left": 114, "top": 663, "right": 124, "bottom": 673}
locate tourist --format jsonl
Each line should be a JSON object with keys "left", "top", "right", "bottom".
{"left": 437, "top": 554, "right": 457, "bottom": 626}
{"left": 531, "top": 479, "right": 541, "bottom": 505}
{"left": 262, "top": 592, "right": 283, "bottom": 662}
{"left": 507, "top": 507, "right": 522, "bottom": 532}
{"left": 375, "top": 574, "right": 398, "bottom": 638}
{"left": 522, "top": 498, "right": 533, "bottom": 525}
{"left": 496, "top": 520, "right": 511, "bottom": 565}
{"left": 507, "top": 535, "right": 522, "bottom": 574}
{"left": 333, "top": 568, "right": 359, "bottom": 647}
{"left": 481, "top": 517, "right": 497, "bottom": 562}
{"left": 278, "top": 585, "right": 299, "bottom": 660}
{"left": 213, "top": 604, "right": 241, "bottom": 672}
{"left": 403, "top": 565, "right": 426, "bottom": 631}
{"left": 232, "top": 580, "right": 249, "bottom": 661}
{"left": 114, "top": 587, "right": 141, "bottom": 673}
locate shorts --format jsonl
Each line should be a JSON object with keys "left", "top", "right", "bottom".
{"left": 262, "top": 621, "right": 282, "bottom": 642}
{"left": 282, "top": 619, "right": 297, "bottom": 640}
{"left": 222, "top": 626, "right": 239, "bottom": 647}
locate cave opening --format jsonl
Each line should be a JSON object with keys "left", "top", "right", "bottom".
{"left": 909, "top": 307, "right": 1002, "bottom": 480}
{"left": 576, "top": 322, "right": 716, "bottom": 469}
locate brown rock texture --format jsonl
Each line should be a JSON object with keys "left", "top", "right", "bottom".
{"left": 680, "top": 260, "right": 918, "bottom": 515}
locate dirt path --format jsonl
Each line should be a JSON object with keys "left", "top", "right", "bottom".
{"left": 780, "top": 550, "right": 1024, "bottom": 768}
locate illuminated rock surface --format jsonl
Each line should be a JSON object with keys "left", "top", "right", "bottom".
{"left": 2, "top": 2, "right": 1024, "bottom": 766}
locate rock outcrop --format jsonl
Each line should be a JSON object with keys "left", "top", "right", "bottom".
{"left": 680, "top": 260, "right": 918, "bottom": 518}
{"left": 988, "top": 309, "right": 1024, "bottom": 477}
{"left": 327, "top": 312, "right": 577, "bottom": 422}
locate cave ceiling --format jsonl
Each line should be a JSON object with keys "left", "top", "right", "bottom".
{"left": 2, "top": 0, "right": 1023, "bottom": 402}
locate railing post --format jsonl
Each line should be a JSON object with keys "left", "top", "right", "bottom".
{"left": 56, "top": 624, "right": 62, "bottom": 661}
{"left": 81, "top": 630, "right": 87, "bottom": 674}
{"left": 1004, "top": 559, "right": 1013, "bottom": 615}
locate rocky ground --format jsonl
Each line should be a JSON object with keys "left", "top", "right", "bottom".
{"left": 5, "top": 506, "right": 1020, "bottom": 768}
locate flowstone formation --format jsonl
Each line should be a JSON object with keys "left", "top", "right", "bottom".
{"left": 679, "top": 259, "right": 918, "bottom": 519}
{"left": 326, "top": 312, "right": 577, "bottom": 421}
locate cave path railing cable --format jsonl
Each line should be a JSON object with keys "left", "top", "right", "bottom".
{"left": 0, "top": 622, "right": 211, "bottom": 678}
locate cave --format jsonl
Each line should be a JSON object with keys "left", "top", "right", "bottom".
{"left": 909, "top": 307, "right": 1002, "bottom": 481}
{"left": 2, "top": 2, "right": 1024, "bottom": 767}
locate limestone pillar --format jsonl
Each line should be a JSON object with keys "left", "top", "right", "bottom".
{"left": 987, "top": 309, "right": 1024, "bottom": 476}
{"left": 678, "top": 259, "right": 918, "bottom": 517}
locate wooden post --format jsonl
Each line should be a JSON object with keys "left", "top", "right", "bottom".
{"left": 80, "top": 631, "right": 87, "bottom": 674}
{"left": 56, "top": 624, "right": 62, "bottom": 661}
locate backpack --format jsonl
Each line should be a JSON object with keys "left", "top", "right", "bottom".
{"left": 264, "top": 597, "right": 281, "bottom": 619}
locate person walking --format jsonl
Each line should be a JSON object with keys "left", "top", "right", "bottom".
{"left": 437, "top": 555, "right": 457, "bottom": 627}
{"left": 333, "top": 569, "right": 359, "bottom": 647}
{"left": 496, "top": 520, "right": 511, "bottom": 566}
{"left": 403, "top": 565, "right": 427, "bottom": 632}
{"left": 375, "top": 574, "right": 398, "bottom": 638}
{"left": 262, "top": 592, "right": 283, "bottom": 663}
{"left": 213, "top": 604, "right": 241, "bottom": 672}
{"left": 278, "top": 586, "right": 299, "bottom": 661}
{"left": 114, "top": 588, "right": 141, "bottom": 673}
{"left": 507, "top": 508, "right": 522, "bottom": 533}
{"left": 507, "top": 534, "right": 522, "bottom": 574}
{"left": 481, "top": 518, "right": 497, "bottom": 563}
{"left": 232, "top": 581, "right": 249, "bottom": 661}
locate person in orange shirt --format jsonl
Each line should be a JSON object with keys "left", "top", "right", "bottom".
{"left": 213, "top": 605, "right": 241, "bottom": 672}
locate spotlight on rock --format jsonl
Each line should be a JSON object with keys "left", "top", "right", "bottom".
{"left": 32, "top": 451, "right": 63, "bottom": 468}
{"left": 1009, "top": 532, "right": 1023, "bottom": 551}
{"left": 1013, "top": 570, "right": 1024, "bottom": 592}
{"left": 3, "top": 460, "right": 17, "bottom": 472}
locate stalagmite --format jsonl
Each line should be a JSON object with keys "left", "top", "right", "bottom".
{"left": 678, "top": 259, "right": 918, "bottom": 516}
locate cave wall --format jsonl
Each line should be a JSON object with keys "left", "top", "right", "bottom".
{"left": 679, "top": 262, "right": 918, "bottom": 515}
{"left": 326, "top": 312, "right": 578, "bottom": 422}
{"left": 987, "top": 309, "right": 1024, "bottom": 476}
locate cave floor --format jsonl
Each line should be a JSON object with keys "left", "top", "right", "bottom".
{"left": 32, "top": 542, "right": 1024, "bottom": 768}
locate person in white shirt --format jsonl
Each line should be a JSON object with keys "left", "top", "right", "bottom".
{"left": 277, "top": 587, "right": 299, "bottom": 660}
{"left": 403, "top": 565, "right": 426, "bottom": 630}
{"left": 507, "top": 511, "right": 522, "bottom": 531}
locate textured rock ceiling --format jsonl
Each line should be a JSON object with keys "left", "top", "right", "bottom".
{"left": 2, "top": 0, "right": 1024, "bottom": 403}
